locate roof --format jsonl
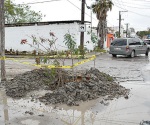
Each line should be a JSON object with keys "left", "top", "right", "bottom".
{"left": 5, "top": 20, "right": 91, "bottom": 27}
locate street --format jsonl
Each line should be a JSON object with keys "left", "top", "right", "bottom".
{"left": 0, "top": 53, "right": 150, "bottom": 125}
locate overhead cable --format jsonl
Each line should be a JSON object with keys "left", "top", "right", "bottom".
{"left": 19, "top": 0, "right": 61, "bottom": 5}
{"left": 114, "top": 4, "right": 150, "bottom": 18}
{"left": 66, "top": 0, "right": 97, "bottom": 21}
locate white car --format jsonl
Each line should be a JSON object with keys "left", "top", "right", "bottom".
{"left": 109, "top": 38, "right": 149, "bottom": 58}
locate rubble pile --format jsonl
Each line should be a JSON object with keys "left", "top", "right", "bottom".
{"left": 4, "top": 67, "right": 130, "bottom": 106}
{"left": 5, "top": 68, "right": 67, "bottom": 98}
{"left": 39, "top": 68, "right": 129, "bottom": 106}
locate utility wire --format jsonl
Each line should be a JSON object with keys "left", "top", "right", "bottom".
{"left": 66, "top": 0, "right": 97, "bottom": 21}
{"left": 66, "top": 0, "right": 114, "bottom": 26}
{"left": 116, "top": 0, "right": 150, "bottom": 7}
{"left": 114, "top": 0, "right": 150, "bottom": 9}
{"left": 116, "top": 0, "right": 122, "bottom": 8}
{"left": 19, "top": 0, "right": 61, "bottom": 5}
{"left": 112, "top": 0, "right": 127, "bottom": 12}
{"left": 18, "top": 0, "right": 114, "bottom": 26}
{"left": 114, "top": 4, "right": 150, "bottom": 18}
{"left": 130, "top": 0, "right": 150, "bottom": 2}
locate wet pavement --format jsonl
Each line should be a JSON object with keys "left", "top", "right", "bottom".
{"left": 0, "top": 53, "right": 150, "bottom": 125}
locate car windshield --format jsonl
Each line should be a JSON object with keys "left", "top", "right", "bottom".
{"left": 144, "top": 40, "right": 150, "bottom": 45}
{"left": 111, "top": 39, "right": 127, "bottom": 46}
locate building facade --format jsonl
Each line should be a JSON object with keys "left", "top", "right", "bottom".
{"left": 5, "top": 20, "right": 93, "bottom": 53}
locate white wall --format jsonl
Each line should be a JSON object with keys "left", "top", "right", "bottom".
{"left": 5, "top": 22, "right": 92, "bottom": 52}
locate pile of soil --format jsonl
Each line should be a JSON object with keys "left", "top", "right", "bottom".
{"left": 4, "top": 67, "right": 130, "bottom": 106}
{"left": 5, "top": 68, "right": 67, "bottom": 98}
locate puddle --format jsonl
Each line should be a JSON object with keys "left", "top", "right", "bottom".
{"left": 0, "top": 82, "right": 150, "bottom": 125}
{"left": 21, "top": 119, "right": 40, "bottom": 125}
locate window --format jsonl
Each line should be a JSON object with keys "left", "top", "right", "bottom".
{"left": 134, "top": 38, "right": 141, "bottom": 45}
{"left": 144, "top": 40, "right": 150, "bottom": 45}
{"left": 111, "top": 39, "right": 127, "bottom": 46}
{"left": 141, "top": 42, "right": 146, "bottom": 45}
{"left": 128, "top": 39, "right": 135, "bottom": 45}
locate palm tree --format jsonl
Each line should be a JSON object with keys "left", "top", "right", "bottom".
{"left": 92, "top": 0, "right": 113, "bottom": 48}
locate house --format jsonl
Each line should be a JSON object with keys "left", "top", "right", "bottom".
{"left": 5, "top": 20, "right": 93, "bottom": 53}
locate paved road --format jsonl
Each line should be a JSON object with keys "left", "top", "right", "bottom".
{"left": 76, "top": 53, "right": 150, "bottom": 83}
{"left": 0, "top": 53, "right": 150, "bottom": 125}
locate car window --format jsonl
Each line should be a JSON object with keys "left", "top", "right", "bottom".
{"left": 135, "top": 42, "right": 141, "bottom": 45}
{"left": 144, "top": 40, "right": 150, "bottom": 45}
{"left": 128, "top": 39, "right": 135, "bottom": 45}
{"left": 111, "top": 39, "right": 127, "bottom": 46}
{"left": 141, "top": 42, "right": 146, "bottom": 45}
{"left": 134, "top": 38, "right": 141, "bottom": 45}
{"left": 139, "top": 39, "right": 146, "bottom": 45}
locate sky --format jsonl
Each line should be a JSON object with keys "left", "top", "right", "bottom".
{"left": 14, "top": 0, "right": 150, "bottom": 32}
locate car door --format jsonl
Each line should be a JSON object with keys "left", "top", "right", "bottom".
{"left": 140, "top": 39, "right": 147, "bottom": 54}
{"left": 134, "top": 38, "right": 142, "bottom": 54}
{"left": 134, "top": 38, "right": 147, "bottom": 54}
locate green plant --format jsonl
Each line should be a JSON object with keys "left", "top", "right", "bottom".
{"left": 73, "top": 48, "right": 80, "bottom": 55}
{"left": 100, "top": 72, "right": 114, "bottom": 82}
{"left": 21, "top": 32, "right": 66, "bottom": 88}
{"left": 42, "top": 69, "right": 56, "bottom": 86}
{"left": 94, "top": 46, "right": 106, "bottom": 53}
{"left": 63, "top": 32, "right": 77, "bottom": 81}
{"left": 87, "top": 31, "right": 98, "bottom": 45}
{"left": 63, "top": 32, "right": 76, "bottom": 50}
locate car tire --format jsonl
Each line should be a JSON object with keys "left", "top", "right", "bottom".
{"left": 130, "top": 51, "right": 135, "bottom": 58}
{"left": 146, "top": 49, "right": 149, "bottom": 56}
{"left": 112, "top": 54, "right": 117, "bottom": 57}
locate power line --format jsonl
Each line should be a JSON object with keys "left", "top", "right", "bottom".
{"left": 115, "top": 3, "right": 150, "bottom": 9}
{"left": 130, "top": 0, "right": 150, "bottom": 2}
{"left": 118, "top": 0, "right": 150, "bottom": 7}
{"left": 19, "top": 0, "right": 61, "bottom": 5}
{"left": 112, "top": 0, "right": 127, "bottom": 11}
{"left": 116, "top": 0, "right": 122, "bottom": 8}
{"left": 18, "top": 0, "right": 114, "bottom": 27}
{"left": 66, "top": 0, "right": 114, "bottom": 26}
{"left": 114, "top": 0, "right": 150, "bottom": 9}
{"left": 114, "top": 4, "right": 150, "bottom": 18}
{"left": 120, "top": 0, "right": 127, "bottom": 10}
{"left": 66, "top": 0, "right": 97, "bottom": 21}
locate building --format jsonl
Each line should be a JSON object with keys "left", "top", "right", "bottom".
{"left": 5, "top": 20, "right": 93, "bottom": 53}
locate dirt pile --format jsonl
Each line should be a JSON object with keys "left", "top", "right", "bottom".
{"left": 39, "top": 68, "right": 129, "bottom": 106}
{"left": 4, "top": 67, "right": 129, "bottom": 106}
{"left": 5, "top": 68, "right": 67, "bottom": 98}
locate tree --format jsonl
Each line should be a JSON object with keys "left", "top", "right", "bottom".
{"left": 147, "top": 27, "right": 150, "bottom": 31}
{"left": 4, "top": 0, "right": 43, "bottom": 24}
{"left": 136, "top": 30, "right": 150, "bottom": 39}
{"left": 92, "top": 0, "right": 113, "bottom": 48}
{"left": 115, "top": 31, "right": 119, "bottom": 38}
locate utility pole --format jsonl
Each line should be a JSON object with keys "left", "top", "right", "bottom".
{"left": 91, "top": 9, "right": 92, "bottom": 42}
{"left": 80, "top": 0, "right": 85, "bottom": 55}
{"left": 119, "top": 11, "right": 121, "bottom": 38}
{"left": 119, "top": 11, "right": 127, "bottom": 38}
{"left": 0, "top": 0, "right": 6, "bottom": 81}
{"left": 125, "top": 23, "right": 129, "bottom": 37}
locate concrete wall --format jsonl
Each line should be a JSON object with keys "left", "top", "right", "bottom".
{"left": 5, "top": 22, "right": 93, "bottom": 52}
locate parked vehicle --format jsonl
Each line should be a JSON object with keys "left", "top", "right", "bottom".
{"left": 109, "top": 38, "right": 149, "bottom": 57}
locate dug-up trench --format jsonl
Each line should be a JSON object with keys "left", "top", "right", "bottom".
{"left": 4, "top": 67, "right": 130, "bottom": 106}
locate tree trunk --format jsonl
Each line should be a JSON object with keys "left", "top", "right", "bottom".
{"left": 97, "top": 20, "right": 104, "bottom": 49}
